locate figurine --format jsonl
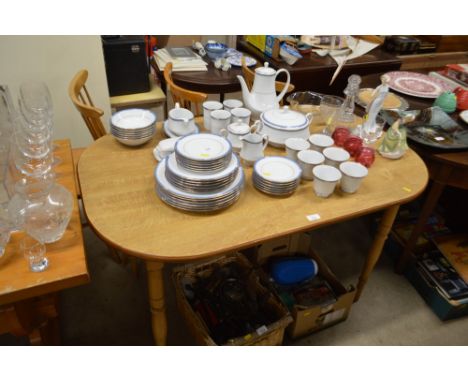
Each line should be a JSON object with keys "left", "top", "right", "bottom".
{"left": 434, "top": 91, "right": 457, "bottom": 113}
{"left": 378, "top": 115, "right": 414, "bottom": 159}
{"left": 358, "top": 75, "right": 390, "bottom": 142}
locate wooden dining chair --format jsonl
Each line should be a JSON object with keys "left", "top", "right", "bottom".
{"left": 241, "top": 56, "right": 296, "bottom": 106}
{"left": 163, "top": 62, "right": 208, "bottom": 116}
{"left": 68, "top": 69, "right": 107, "bottom": 141}
{"left": 68, "top": 70, "right": 127, "bottom": 266}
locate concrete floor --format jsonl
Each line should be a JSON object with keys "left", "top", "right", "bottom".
{"left": 2, "top": 212, "right": 467, "bottom": 346}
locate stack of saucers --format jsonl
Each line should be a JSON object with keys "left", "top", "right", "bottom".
{"left": 253, "top": 156, "right": 302, "bottom": 196}
{"left": 111, "top": 109, "right": 156, "bottom": 146}
{"left": 174, "top": 134, "right": 232, "bottom": 172}
{"left": 155, "top": 133, "right": 244, "bottom": 212}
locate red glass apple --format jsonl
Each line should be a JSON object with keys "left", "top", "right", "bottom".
{"left": 343, "top": 136, "right": 363, "bottom": 157}
{"left": 332, "top": 127, "right": 351, "bottom": 147}
{"left": 356, "top": 147, "right": 375, "bottom": 168}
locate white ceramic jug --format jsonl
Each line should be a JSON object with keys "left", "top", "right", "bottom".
{"left": 239, "top": 132, "right": 269, "bottom": 166}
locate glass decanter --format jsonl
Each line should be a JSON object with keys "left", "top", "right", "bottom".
{"left": 8, "top": 172, "right": 73, "bottom": 243}
{"left": 324, "top": 74, "right": 361, "bottom": 135}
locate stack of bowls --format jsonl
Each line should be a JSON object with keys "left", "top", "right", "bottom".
{"left": 111, "top": 109, "right": 156, "bottom": 146}
{"left": 253, "top": 156, "right": 302, "bottom": 196}
{"left": 155, "top": 133, "right": 244, "bottom": 212}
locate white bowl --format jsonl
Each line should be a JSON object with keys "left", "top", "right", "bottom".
{"left": 111, "top": 108, "right": 156, "bottom": 130}
{"left": 115, "top": 135, "right": 153, "bottom": 147}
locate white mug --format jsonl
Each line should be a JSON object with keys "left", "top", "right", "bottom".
{"left": 210, "top": 109, "right": 231, "bottom": 135}
{"left": 202, "top": 101, "right": 223, "bottom": 132}
{"left": 285, "top": 138, "right": 310, "bottom": 162}
{"left": 297, "top": 150, "right": 325, "bottom": 180}
{"left": 230, "top": 107, "right": 251, "bottom": 125}
{"left": 323, "top": 147, "right": 350, "bottom": 168}
{"left": 168, "top": 103, "right": 194, "bottom": 136}
{"left": 223, "top": 99, "right": 243, "bottom": 113}
{"left": 339, "top": 161, "right": 368, "bottom": 193}
{"left": 312, "top": 164, "right": 342, "bottom": 198}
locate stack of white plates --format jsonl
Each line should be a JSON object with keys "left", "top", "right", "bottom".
{"left": 111, "top": 109, "right": 156, "bottom": 146}
{"left": 253, "top": 156, "right": 302, "bottom": 196}
{"left": 155, "top": 133, "right": 244, "bottom": 212}
{"left": 174, "top": 134, "right": 232, "bottom": 173}
{"left": 165, "top": 153, "right": 239, "bottom": 193}
{"left": 155, "top": 158, "right": 244, "bottom": 212}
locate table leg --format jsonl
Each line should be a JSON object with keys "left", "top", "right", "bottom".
{"left": 395, "top": 180, "right": 446, "bottom": 273}
{"left": 354, "top": 205, "right": 400, "bottom": 302}
{"left": 146, "top": 261, "right": 167, "bottom": 345}
{"left": 220, "top": 93, "right": 225, "bottom": 103}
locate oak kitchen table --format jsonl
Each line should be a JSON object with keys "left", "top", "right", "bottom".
{"left": 77, "top": 118, "right": 428, "bottom": 345}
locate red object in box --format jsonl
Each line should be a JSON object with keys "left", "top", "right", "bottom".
{"left": 332, "top": 127, "right": 351, "bottom": 147}
{"left": 356, "top": 147, "right": 375, "bottom": 168}
{"left": 343, "top": 136, "right": 363, "bottom": 157}
{"left": 454, "top": 87, "right": 468, "bottom": 110}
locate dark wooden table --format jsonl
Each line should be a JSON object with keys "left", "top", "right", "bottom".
{"left": 360, "top": 73, "right": 468, "bottom": 272}
{"left": 237, "top": 39, "right": 402, "bottom": 95}
{"left": 151, "top": 54, "right": 243, "bottom": 103}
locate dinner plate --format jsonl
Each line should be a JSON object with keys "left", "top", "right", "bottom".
{"left": 166, "top": 153, "right": 238, "bottom": 181}
{"left": 226, "top": 54, "right": 257, "bottom": 67}
{"left": 175, "top": 133, "right": 231, "bottom": 161}
{"left": 385, "top": 71, "right": 452, "bottom": 99}
{"left": 254, "top": 156, "right": 301, "bottom": 183}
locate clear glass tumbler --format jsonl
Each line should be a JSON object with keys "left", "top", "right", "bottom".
{"left": 320, "top": 95, "right": 343, "bottom": 135}
{"left": 20, "top": 234, "right": 48, "bottom": 272}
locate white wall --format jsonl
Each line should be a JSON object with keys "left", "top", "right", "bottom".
{"left": 0, "top": 35, "right": 111, "bottom": 148}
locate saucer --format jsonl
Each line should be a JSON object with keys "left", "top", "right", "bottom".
{"left": 163, "top": 120, "right": 200, "bottom": 138}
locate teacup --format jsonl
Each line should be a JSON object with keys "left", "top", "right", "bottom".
{"left": 297, "top": 150, "right": 325, "bottom": 180}
{"left": 223, "top": 99, "right": 243, "bottom": 113}
{"left": 312, "top": 164, "right": 342, "bottom": 198}
{"left": 231, "top": 107, "right": 251, "bottom": 125}
{"left": 168, "top": 103, "right": 194, "bottom": 136}
{"left": 323, "top": 147, "right": 350, "bottom": 168}
{"left": 285, "top": 138, "right": 310, "bottom": 162}
{"left": 210, "top": 109, "right": 231, "bottom": 135}
{"left": 339, "top": 161, "right": 368, "bottom": 193}
{"left": 203, "top": 101, "right": 223, "bottom": 131}
{"left": 308, "top": 134, "right": 334, "bottom": 152}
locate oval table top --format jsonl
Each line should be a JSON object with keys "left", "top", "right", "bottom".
{"left": 78, "top": 119, "right": 428, "bottom": 262}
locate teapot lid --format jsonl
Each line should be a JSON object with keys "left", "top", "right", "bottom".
{"left": 255, "top": 62, "right": 276, "bottom": 76}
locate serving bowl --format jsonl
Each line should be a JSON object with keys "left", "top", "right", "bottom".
{"left": 205, "top": 42, "right": 228, "bottom": 61}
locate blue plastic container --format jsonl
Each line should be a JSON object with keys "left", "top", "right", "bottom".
{"left": 270, "top": 257, "right": 318, "bottom": 286}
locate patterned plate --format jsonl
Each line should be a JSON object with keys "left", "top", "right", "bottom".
{"left": 385, "top": 71, "right": 452, "bottom": 99}
{"left": 226, "top": 54, "right": 257, "bottom": 67}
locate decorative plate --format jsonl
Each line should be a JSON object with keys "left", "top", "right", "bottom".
{"left": 175, "top": 133, "right": 231, "bottom": 161}
{"left": 356, "top": 88, "right": 409, "bottom": 111}
{"left": 254, "top": 156, "right": 301, "bottom": 183}
{"left": 385, "top": 71, "right": 452, "bottom": 99}
{"left": 226, "top": 54, "right": 257, "bottom": 67}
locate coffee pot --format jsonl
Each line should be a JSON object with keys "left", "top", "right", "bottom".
{"left": 237, "top": 62, "right": 290, "bottom": 118}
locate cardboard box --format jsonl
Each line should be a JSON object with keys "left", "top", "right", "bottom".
{"left": 405, "top": 262, "right": 468, "bottom": 321}
{"left": 253, "top": 233, "right": 356, "bottom": 339}
{"left": 245, "top": 35, "right": 296, "bottom": 60}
